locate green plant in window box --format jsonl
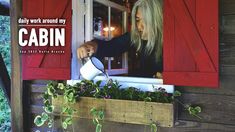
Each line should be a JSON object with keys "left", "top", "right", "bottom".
{"left": 34, "top": 80, "right": 202, "bottom": 132}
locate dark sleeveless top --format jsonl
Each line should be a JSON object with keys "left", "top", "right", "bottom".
{"left": 94, "top": 32, "right": 163, "bottom": 77}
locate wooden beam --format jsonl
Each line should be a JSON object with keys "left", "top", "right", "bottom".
{"left": 159, "top": 120, "right": 235, "bottom": 132}
{"left": 0, "top": 54, "right": 10, "bottom": 103}
{"left": 10, "top": 0, "right": 23, "bottom": 131}
{"left": 177, "top": 93, "right": 235, "bottom": 125}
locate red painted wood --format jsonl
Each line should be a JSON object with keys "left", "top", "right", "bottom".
{"left": 163, "top": 72, "right": 218, "bottom": 88}
{"left": 22, "top": 0, "right": 44, "bottom": 68}
{"left": 163, "top": 0, "right": 175, "bottom": 71}
{"left": 22, "top": 0, "right": 71, "bottom": 80}
{"left": 23, "top": 68, "right": 70, "bottom": 80}
{"left": 163, "top": 0, "right": 219, "bottom": 87}
{"left": 196, "top": 0, "right": 219, "bottom": 71}
{"left": 168, "top": 0, "right": 216, "bottom": 72}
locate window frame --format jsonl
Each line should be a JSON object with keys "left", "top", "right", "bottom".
{"left": 71, "top": 0, "right": 174, "bottom": 92}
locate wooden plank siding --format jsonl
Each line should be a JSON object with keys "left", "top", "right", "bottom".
{"left": 22, "top": 0, "right": 235, "bottom": 131}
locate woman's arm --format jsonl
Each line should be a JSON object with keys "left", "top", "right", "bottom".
{"left": 77, "top": 32, "right": 131, "bottom": 59}
{"left": 94, "top": 32, "right": 131, "bottom": 58}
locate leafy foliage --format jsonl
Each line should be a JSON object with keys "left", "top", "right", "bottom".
{"left": 35, "top": 80, "right": 202, "bottom": 132}
{"left": 90, "top": 107, "right": 104, "bottom": 132}
{"left": 0, "top": 15, "right": 11, "bottom": 132}
{"left": 173, "top": 90, "right": 202, "bottom": 119}
{"left": 187, "top": 106, "right": 202, "bottom": 119}
{"left": 0, "top": 15, "right": 11, "bottom": 75}
{"left": 150, "top": 123, "right": 158, "bottom": 132}
{"left": 0, "top": 89, "right": 11, "bottom": 131}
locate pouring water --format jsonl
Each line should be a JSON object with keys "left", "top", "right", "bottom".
{"left": 80, "top": 56, "right": 112, "bottom": 84}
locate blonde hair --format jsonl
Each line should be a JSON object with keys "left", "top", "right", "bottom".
{"left": 131, "top": 0, "right": 163, "bottom": 62}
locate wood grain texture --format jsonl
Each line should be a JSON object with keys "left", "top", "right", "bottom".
{"left": 220, "top": 65, "right": 235, "bottom": 76}
{"left": 177, "top": 93, "right": 235, "bottom": 125}
{"left": 22, "top": 0, "right": 72, "bottom": 80}
{"left": 176, "top": 75, "right": 235, "bottom": 95}
{"left": 52, "top": 96, "right": 174, "bottom": 127}
{"left": 221, "top": 35, "right": 235, "bottom": 44}
{"left": 35, "top": 118, "right": 235, "bottom": 132}
{"left": 163, "top": 0, "right": 219, "bottom": 87}
{"left": 30, "top": 84, "right": 46, "bottom": 93}
{"left": 10, "top": 0, "right": 23, "bottom": 131}
{"left": 30, "top": 93, "right": 44, "bottom": 105}
{"left": 31, "top": 105, "right": 44, "bottom": 114}
{"left": 159, "top": 120, "right": 235, "bottom": 132}
{"left": 222, "top": 15, "right": 235, "bottom": 34}
{"left": 221, "top": 0, "right": 235, "bottom": 15}
{"left": 168, "top": 0, "right": 217, "bottom": 72}
{"left": 220, "top": 45, "right": 235, "bottom": 65}
{"left": 26, "top": 0, "right": 235, "bottom": 131}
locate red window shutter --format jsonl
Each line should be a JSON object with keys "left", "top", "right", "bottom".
{"left": 163, "top": 0, "right": 219, "bottom": 87}
{"left": 22, "top": 0, "right": 71, "bottom": 80}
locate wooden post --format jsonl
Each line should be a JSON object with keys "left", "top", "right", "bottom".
{"left": 10, "top": 0, "right": 23, "bottom": 131}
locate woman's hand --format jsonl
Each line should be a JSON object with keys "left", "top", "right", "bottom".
{"left": 153, "top": 72, "right": 163, "bottom": 79}
{"left": 77, "top": 41, "right": 98, "bottom": 59}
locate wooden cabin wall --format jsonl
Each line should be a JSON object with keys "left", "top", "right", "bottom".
{"left": 25, "top": 0, "right": 235, "bottom": 131}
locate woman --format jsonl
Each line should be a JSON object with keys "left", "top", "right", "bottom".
{"left": 77, "top": 0, "right": 163, "bottom": 78}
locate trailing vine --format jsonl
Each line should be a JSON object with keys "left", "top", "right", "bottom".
{"left": 34, "top": 80, "right": 202, "bottom": 132}
{"left": 90, "top": 107, "right": 105, "bottom": 132}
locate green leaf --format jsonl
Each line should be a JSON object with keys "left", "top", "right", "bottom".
{"left": 68, "top": 92, "right": 74, "bottom": 102}
{"left": 67, "top": 108, "right": 74, "bottom": 115}
{"left": 150, "top": 123, "right": 158, "bottom": 132}
{"left": 93, "top": 118, "right": 99, "bottom": 125}
{"left": 64, "top": 95, "right": 69, "bottom": 103}
{"left": 34, "top": 115, "right": 45, "bottom": 127}
{"left": 41, "top": 112, "right": 49, "bottom": 122}
{"left": 47, "top": 87, "right": 55, "bottom": 96}
{"left": 48, "top": 118, "right": 53, "bottom": 128}
{"left": 43, "top": 100, "right": 50, "bottom": 107}
{"left": 195, "top": 106, "right": 202, "bottom": 113}
{"left": 173, "top": 90, "right": 181, "bottom": 97}
{"left": 96, "top": 80, "right": 102, "bottom": 87}
{"left": 96, "top": 124, "right": 102, "bottom": 132}
{"left": 57, "top": 83, "right": 65, "bottom": 90}
{"left": 52, "top": 94, "right": 58, "bottom": 99}
{"left": 65, "top": 117, "right": 73, "bottom": 125}
{"left": 90, "top": 108, "right": 97, "bottom": 115}
{"left": 62, "top": 121, "right": 68, "bottom": 129}
{"left": 62, "top": 106, "right": 68, "bottom": 113}
{"left": 144, "top": 97, "right": 152, "bottom": 102}
{"left": 43, "top": 92, "right": 50, "bottom": 100}
{"left": 188, "top": 106, "right": 193, "bottom": 114}
{"left": 98, "top": 111, "right": 104, "bottom": 120}
{"left": 44, "top": 106, "right": 54, "bottom": 113}
{"left": 48, "top": 122, "right": 53, "bottom": 128}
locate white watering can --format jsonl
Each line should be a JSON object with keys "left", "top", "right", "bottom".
{"left": 80, "top": 57, "right": 105, "bottom": 80}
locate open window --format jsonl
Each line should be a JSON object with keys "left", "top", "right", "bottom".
{"left": 22, "top": 0, "right": 218, "bottom": 89}
{"left": 70, "top": 0, "right": 174, "bottom": 92}
{"left": 72, "top": 0, "right": 128, "bottom": 79}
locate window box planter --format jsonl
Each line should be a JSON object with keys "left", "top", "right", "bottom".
{"left": 52, "top": 96, "right": 174, "bottom": 127}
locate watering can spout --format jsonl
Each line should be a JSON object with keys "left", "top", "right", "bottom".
{"left": 80, "top": 57, "right": 105, "bottom": 80}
